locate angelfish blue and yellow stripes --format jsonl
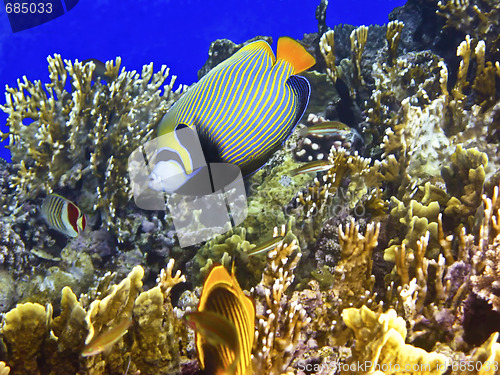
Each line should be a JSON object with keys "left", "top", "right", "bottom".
{"left": 151, "top": 37, "right": 315, "bottom": 193}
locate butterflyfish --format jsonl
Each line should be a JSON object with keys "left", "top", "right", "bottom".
{"left": 183, "top": 311, "right": 240, "bottom": 375}
{"left": 149, "top": 37, "right": 316, "bottom": 193}
{"left": 81, "top": 317, "right": 132, "bottom": 357}
{"left": 194, "top": 265, "right": 255, "bottom": 375}
{"left": 290, "top": 160, "right": 334, "bottom": 176}
{"left": 41, "top": 194, "right": 86, "bottom": 238}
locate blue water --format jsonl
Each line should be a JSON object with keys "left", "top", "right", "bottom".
{"left": 0, "top": 0, "right": 406, "bottom": 162}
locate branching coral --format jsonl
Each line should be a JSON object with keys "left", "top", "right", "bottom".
{"left": 470, "top": 184, "right": 500, "bottom": 312}
{"left": 1, "top": 55, "right": 185, "bottom": 241}
{"left": 385, "top": 197, "right": 441, "bottom": 261}
{"left": 290, "top": 219, "right": 382, "bottom": 356}
{"left": 390, "top": 232, "right": 468, "bottom": 349}
{"left": 130, "top": 260, "right": 186, "bottom": 374}
{"left": 252, "top": 239, "right": 309, "bottom": 375}
{"left": 384, "top": 181, "right": 500, "bottom": 353}
{"left": 350, "top": 25, "right": 368, "bottom": 85}
{"left": 437, "top": 0, "right": 500, "bottom": 49}
{"left": 335, "top": 219, "right": 380, "bottom": 298}
{"left": 294, "top": 146, "right": 374, "bottom": 223}
{"left": 319, "top": 30, "right": 338, "bottom": 83}
{"left": 386, "top": 20, "right": 404, "bottom": 66}
{"left": 442, "top": 145, "right": 487, "bottom": 227}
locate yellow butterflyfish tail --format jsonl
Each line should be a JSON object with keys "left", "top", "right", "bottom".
{"left": 277, "top": 37, "right": 316, "bottom": 74}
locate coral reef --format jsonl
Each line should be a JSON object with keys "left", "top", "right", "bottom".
{"left": 0, "top": 262, "right": 186, "bottom": 374}
{"left": 252, "top": 239, "right": 307, "bottom": 375}
{"left": 1, "top": 55, "right": 185, "bottom": 241}
{"left": 1, "top": 0, "right": 500, "bottom": 374}
{"left": 342, "top": 305, "right": 448, "bottom": 375}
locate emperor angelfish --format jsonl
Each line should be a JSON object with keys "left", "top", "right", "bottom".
{"left": 41, "top": 194, "right": 86, "bottom": 238}
{"left": 149, "top": 37, "right": 316, "bottom": 193}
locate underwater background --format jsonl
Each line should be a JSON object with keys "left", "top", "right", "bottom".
{"left": 0, "top": 0, "right": 404, "bottom": 162}
{"left": 1, "top": 0, "right": 500, "bottom": 374}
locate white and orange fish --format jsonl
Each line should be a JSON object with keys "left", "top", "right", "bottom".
{"left": 41, "top": 194, "right": 86, "bottom": 237}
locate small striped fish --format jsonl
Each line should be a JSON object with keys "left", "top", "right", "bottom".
{"left": 291, "top": 160, "right": 334, "bottom": 176}
{"left": 81, "top": 317, "right": 132, "bottom": 357}
{"left": 299, "top": 120, "right": 351, "bottom": 136}
{"left": 41, "top": 194, "right": 86, "bottom": 238}
{"left": 150, "top": 37, "right": 316, "bottom": 193}
{"left": 195, "top": 265, "right": 255, "bottom": 375}
{"left": 245, "top": 236, "right": 284, "bottom": 256}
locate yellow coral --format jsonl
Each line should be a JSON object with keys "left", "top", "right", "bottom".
{"left": 320, "top": 30, "right": 338, "bottom": 83}
{"left": 253, "top": 239, "right": 308, "bottom": 375}
{"left": 0, "top": 302, "right": 51, "bottom": 373}
{"left": 350, "top": 25, "right": 368, "bottom": 85}
{"left": 0, "top": 362, "right": 9, "bottom": 375}
{"left": 342, "top": 305, "right": 448, "bottom": 375}
{"left": 1, "top": 55, "right": 185, "bottom": 241}
{"left": 335, "top": 219, "right": 380, "bottom": 297}
{"left": 386, "top": 20, "right": 404, "bottom": 66}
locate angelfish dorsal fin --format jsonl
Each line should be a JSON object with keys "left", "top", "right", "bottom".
{"left": 276, "top": 37, "right": 316, "bottom": 74}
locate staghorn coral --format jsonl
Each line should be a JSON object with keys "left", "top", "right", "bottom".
{"left": 390, "top": 232, "right": 469, "bottom": 350}
{"left": 350, "top": 25, "right": 368, "bottom": 85}
{"left": 436, "top": 0, "right": 500, "bottom": 50}
{"left": 386, "top": 20, "right": 404, "bottom": 66}
{"left": 290, "top": 219, "right": 382, "bottom": 356}
{"left": 252, "top": 239, "right": 309, "bottom": 375}
{"left": 1, "top": 55, "right": 185, "bottom": 241}
{"left": 319, "top": 30, "right": 338, "bottom": 83}
{"left": 470, "top": 184, "right": 500, "bottom": 312}
{"left": 334, "top": 219, "right": 380, "bottom": 298}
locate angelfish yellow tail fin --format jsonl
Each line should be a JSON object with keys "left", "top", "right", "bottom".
{"left": 277, "top": 37, "right": 316, "bottom": 74}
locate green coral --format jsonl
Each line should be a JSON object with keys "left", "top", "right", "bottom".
{"left": 386, "top": 197, "right": 441, "bottom": 261}
{"left": 442, "top": 145, "right": 487, "bottom": 226}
